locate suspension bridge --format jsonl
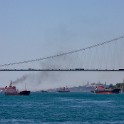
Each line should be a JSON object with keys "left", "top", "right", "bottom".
{"left": 0, "top": 35, "right": 124, "bottom": 71}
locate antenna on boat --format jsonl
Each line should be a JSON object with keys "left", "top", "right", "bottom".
{"left": 25, "top": 83, "right": 27, "bottom": 91}
{"left": 9, "top": 80, "right": 12, "bottom": 87}
{"left": 105, "top": 81, "right": 107, "bottom": 88}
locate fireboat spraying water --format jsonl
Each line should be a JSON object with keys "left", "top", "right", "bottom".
{"left": 4, "top": 81, "right": 19, "bottom": 95}
{"left": 4, "top": 81, "right": 30, "bottom": 96}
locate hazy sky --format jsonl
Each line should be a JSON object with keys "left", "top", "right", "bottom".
{"left": 0, "top": 0, "right": 124, "bottom": 90}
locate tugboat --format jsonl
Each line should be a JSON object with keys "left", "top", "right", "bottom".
{"left": 91, "top": 85, "right": 120, "bottom": 94}
{"left": 57, "top": 87, "right": 70, "bottom": 92}
{"left": 4, "top": 81, "right": 30, "bottom": 96}
{"left": 4, "top": 81, "right": 19, "bottom": 95}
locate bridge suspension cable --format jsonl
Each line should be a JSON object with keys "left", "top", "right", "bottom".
{"left": 0, "top": 35, "right": 124, "bottom": 67}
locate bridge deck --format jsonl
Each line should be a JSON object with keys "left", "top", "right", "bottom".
{"left": 0, "top": 69, "right": 124, "bottom": 71}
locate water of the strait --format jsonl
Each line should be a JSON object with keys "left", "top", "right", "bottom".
{"left": 0, "top": 92, "right": 124, "bottom": 124}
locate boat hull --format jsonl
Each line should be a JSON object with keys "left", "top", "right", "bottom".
{"left": 5, "top": 92, "right": 19, "bottom": 95}
{"left": 92, "top": 89, "right": 120, "bottom": 94}
{"left": 57, "top": 91, "right": 70, "bottom": 92}
{"left": 19, "top": 91, "right": 30, "bottom": 95}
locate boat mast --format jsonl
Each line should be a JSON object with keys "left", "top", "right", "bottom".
{"left": 25, "top": 83, "right": 27, "bottom": 90}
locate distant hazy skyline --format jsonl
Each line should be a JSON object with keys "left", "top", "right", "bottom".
{"left": 0, "top": 0, "right": 124, "bottom": 90}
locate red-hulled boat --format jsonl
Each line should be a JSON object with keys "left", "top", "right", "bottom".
{"left": 4, "top": 81, "right": 30, "bottom": 96}
{"left": 91, "top": 85, "right": 120, "bottom": 94}
{"left": 4, "top": 81, "right": 19, "bottom": 95}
